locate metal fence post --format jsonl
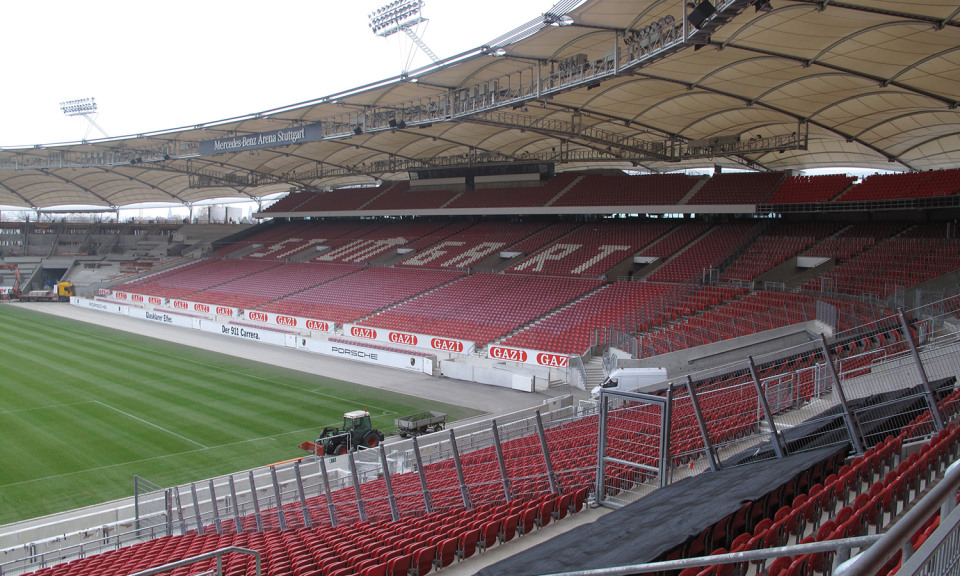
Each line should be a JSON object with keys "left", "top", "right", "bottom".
{"left": 748, "top": 356, "right": 787, "bottom": 459}
{"left": 686, "top": 376, "right": 719, "bottom": 472}
{"left": 817, "top": 334, "right": 864, "bottom": 456}
{"left": 379, "top": 445, "right": 399, "bottom": 522}
{"left": 247, "top": 471, "right": 264, "bottom": 532}
{"left": 348, "top": 451, "right": 366, "bottom": 522}
{"left": 189, "top": 483, "right": 204, "bottom": 535}
{"left": 412, "top": 436, "right": 433, "bottom": 514}
{"left": 898, "top": 308, "right": 945, "bottom": 431}
{"left": 228, "top": 475, "right": 243, "bottom": 533}
{"left": 318, "top": 455, "right": 337, "bottom": 527}
{"left": 449, "top": 429, "right": 473, "bottom": 510}
{"left": 293, "top": 462, "right": 312, "bottom": 528}
{"left": 596, "top": 391, "right": 609, "bottom": 503}
{"left": 660, "top": 386, "right": 673, "bottom": 488}
{"left": 491, "top": 420, "right": 513, "bottom": 502}
{"left": 208, "top": 479, "right": 223, "bottom": 535}
{"left": 535, "top": 411, "right": 559, "bottom": 493}
{"left": 269, "top": 467, "right": 287, "bottom": 530}
{"left": 173, "top": 486, "right": 186, "bottom": 536}
{"left": 164, "top": 488, "right": 173, "bottom": 537}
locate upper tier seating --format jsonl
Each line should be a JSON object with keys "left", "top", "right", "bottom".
{"left": 686, "top": 172, "right": 785, "bottom": 205}
{"left": 838, "top": 168, "right": 960, "bottom": 202}
{"left": 552, "top": 173, "right": 700, "bottom": 207}
{"left": 358, "top": 274, "right": 603, "bottom": 345}
{"left": 765, "top": 174, "right": 855, "bottom": 204}
{"left": 360, "top": 181, "right": 460, "bottom": 211}
{"left": 291, "top": 186, "right": 388, "bottom": 212}
{"left": 446, "top": 173, "right": 579, "bottom": 208}
{"left": 250, "top": 170, "right": 960, "bottom": 217}
{"left": 260, "top": 192, "right": 315, "bottom": 213}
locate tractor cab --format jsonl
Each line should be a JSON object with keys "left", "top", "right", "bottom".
{"left": 343, "top": 410, "right": 372, "bottom": 432}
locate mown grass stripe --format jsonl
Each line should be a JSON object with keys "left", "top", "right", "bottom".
{"left": 0, "top": 305, "right": 482, "bottom": 524}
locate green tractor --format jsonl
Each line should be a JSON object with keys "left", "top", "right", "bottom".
{"left": 315, "top": 410, "right": 385, "bottom": 456}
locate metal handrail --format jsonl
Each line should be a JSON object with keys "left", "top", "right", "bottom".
{"left": 542, "top": 535, "right": 882, "bottom": 576}
{"left": 834, "top": 458, "right": 960, "bottom": 576}
{"left": 126, "top": 546, "right": 260, "bottom": 576}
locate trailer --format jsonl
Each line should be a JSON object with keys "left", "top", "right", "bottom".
{"left": 394, "top": 410, "right": 447, "bottom": 438}
{"left": 21, "top": 282, "right": 74, "bottom": 302}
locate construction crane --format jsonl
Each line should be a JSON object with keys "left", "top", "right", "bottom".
{"left": 0, "top": 264, "right": 22, "bottom": 299}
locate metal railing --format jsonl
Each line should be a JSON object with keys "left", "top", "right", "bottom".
{"left": 127, "top": 547, "right": 260, "bottom": 576}
{"left": 836, "top": 458, "right": 960, "bottom": 576}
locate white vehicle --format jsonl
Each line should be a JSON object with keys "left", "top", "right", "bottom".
{"left": 591, "top": 367, "right": 668, "bottom": 398}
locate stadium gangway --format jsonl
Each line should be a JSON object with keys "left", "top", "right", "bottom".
{"left": 544, "top": 458, "right": 960, "bottom": 576}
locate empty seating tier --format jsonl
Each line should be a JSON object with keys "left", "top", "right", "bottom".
{"left": 259, "top": 267, "right": 463, "bottom": 324}
{"left": 358, "top": 274, "right": 604, "bottom": 345}
{"left": 508, "top": 220, "right": 675, "bottom": 277}
{"left": 765, "top": 174, "right": 855, "bottom": 204}
{"left": 552, "top": 173, "right": 700, "bottom": 207}
{"left": 686, "top": 172, "right": 785, "bottom": 205}
{"left": 838, "top": 168, "right": 960, "bottom": 202}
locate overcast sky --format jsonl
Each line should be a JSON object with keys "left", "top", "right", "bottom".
{"left": 2, "top": 0, "right": 557, "bottom": 148}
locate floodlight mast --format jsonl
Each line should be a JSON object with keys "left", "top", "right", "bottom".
{"left": 60, "top": 97, "right": 109, "bottom": 139}
{"left": 368, "top": 0, "right": 439, "bottom": 64}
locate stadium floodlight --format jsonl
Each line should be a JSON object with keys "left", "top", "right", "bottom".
{"left": 368, "top": 0, "right": 424, "bottom": 36}
{"left": 60, "top": 97, "right": 109, "bottom": 139}
{"left": 368, "top": 0, "right": 439, "bottom": 64}
{"left": 60, "top": 97, "right": 97, "bottom": 117}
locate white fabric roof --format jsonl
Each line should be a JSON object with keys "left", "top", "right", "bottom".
{"left": 2, "top": 0, "right": 959, "bottom": 209}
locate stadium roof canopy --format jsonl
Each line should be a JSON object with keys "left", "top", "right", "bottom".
{"left": 2, "top": 0, "right": 959, "bottom": 210}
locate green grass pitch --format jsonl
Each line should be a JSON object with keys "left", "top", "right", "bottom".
{"left": 0, "top": 305, "right": 482, "bottom": 526}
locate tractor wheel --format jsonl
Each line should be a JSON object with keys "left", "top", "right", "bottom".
{"left": 324, "top": 440, "right": 345, "bottom": 456}
{"left": 362, "top": 430, "right": 380, "bottom": 448}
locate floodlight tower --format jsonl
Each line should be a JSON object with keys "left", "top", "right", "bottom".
{"left": 60, "top": 97, "right": 109, "bottom": 140}
{"left": 369, "top": 0, "right": 439, "bottom": 70}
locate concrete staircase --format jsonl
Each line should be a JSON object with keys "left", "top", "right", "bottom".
{"left": 583, "top": 356, "right": 607, "bottom": 391}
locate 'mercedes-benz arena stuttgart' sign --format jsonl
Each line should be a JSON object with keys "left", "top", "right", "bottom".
{"left": 198, "top": 122, "right": 323, "bottom": 156}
